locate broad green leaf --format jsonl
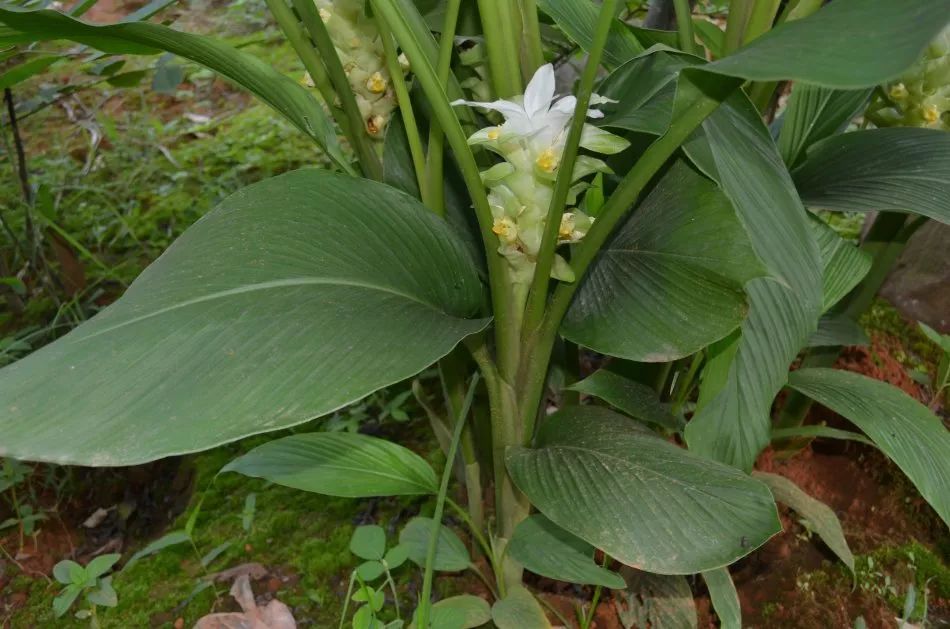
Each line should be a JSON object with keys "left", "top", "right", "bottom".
{"left": 508, "top": 514, "right": 626, "bottom": 589}
{"left": 124, "top": 531, "right": 190, "bottom": 571}
{"left": 223, "top": 433, "right": 438, "bottom": 497}
{"left": 86, "top": 577, "right": 118, "bottom": 608}
{"left": 84, "top": 554, "right": 120, "bottom": 579}
{"left": 384, "top": 544, "right": 409, "bottom": 569}
{"left": 563, "top": 160, "right": 766, "bottom": 362}
{"left": 685, "top": 92, "right": 821, "bottom": 472}
{"left": 53, "top": 585, "right": 82, "bottom": 618}
{"left": 701, "top": 568, "right": 740, "bottom": 629}
{"left": 808, "top": 314, "right": 869, "bottom": 348}
{"left": 793, "top": 128, "right": 950, "bottom": 225}
{"left": 356, "top": 561, "right": 385, "bottom": 581}
{"left": 693, "top": 18, "right": 725, "bottom": 58}
{"left": 399, "top": 517, "right": 471, "bottom": 572}
{"left": 567, "top": 369, "right": 682, "bottom": 431}
{"left": 0, "top": 170, "right": 487, "bottom": 465}
{"left": 53, "top": 560, "right": 82, "bottom": 585}
{"left": 753, "top": 471, "right": 854, "bottom": 574}
{"left": 350, "top": 525, "right": 387, "bottom": 561}
{"left": 0, "top": 8, "right": 348, "bottom": 170}
{"left": 704, "top": 0, "right": 950, "bottom": 88}
{"left": 777, "top": 85, "right": 871, "bottom": 168}
{"left": 490, "top": 587, "right": 550, "bottom": 629}
{"left": 536, "top": 0, "right": 643, "bottom": 68}
{"left": 788, "top": 368, "right": 950, "bottom": 527}
{"left": 617, "top": 569, "right": 696, "bottom": 629}
{"left": 810, "top": 217, "right": 872, "bottom": 312}
{"left": 429, "top": 595, "right": 491, "bottom": 629}
{"left": 506, "top": 406, "right": 781, "bottom": 574}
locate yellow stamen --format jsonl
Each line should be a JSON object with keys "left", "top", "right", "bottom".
{"left": 922, "top": 104, "right": 940, "bottom": 123}
{"left": 888, "top": 82, "right": 908, "bottom": 101}
{"left": 536, "top": 148, "right": 558, "bottom": 173}
{"left": 559, "top": 213, "right": 576, "bottom": 239}
{"left": 487, "top": 127, "right": 500, "bottom": 141}
{"left": 366, "top": 72, "right": 388, "bottom": 94}
{"left": 492, "top": 217, "right": 518, "bottom": 243}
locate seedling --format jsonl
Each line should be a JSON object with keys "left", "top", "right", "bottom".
{"left": 52, "top": 553, "right": 121, "bottom": 626}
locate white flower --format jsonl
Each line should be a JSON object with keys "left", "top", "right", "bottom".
{"left": 451, "top": 64, "right": 614, "bottom": 153}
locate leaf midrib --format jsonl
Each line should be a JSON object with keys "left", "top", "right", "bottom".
{"left": 77, "top": 277, "right": 458, "bottom": 343}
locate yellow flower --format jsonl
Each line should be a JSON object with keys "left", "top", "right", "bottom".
{"left": 536, "top": 147, "right": 558, "bottom": 173}
{"left": 366, "top": 72, "right": 388, "bottom": 94}
{"left": 558, "top": 213, "right": 576, "bottom": 239}
{"left": 487, "top": 127, "right": 500, "bottom": 141}
{"left": 922, "top": 104, "right": 940, "bottom": 123}
{"left": 888, "top": 82, "right": 909, "bottom": 101}
{"left": 492, "top": 217, "right": 518, "bottom": 243}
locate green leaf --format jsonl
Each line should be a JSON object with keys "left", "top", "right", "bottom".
{"left": 223, "top": 432, "right": 438, "bottom": 497}
{"left": 506, "top": 406, "right": 780, "bottom": 574}
{"left": 810, "top": 217, "right": 872, "bottom": 312}
{"left": 685, "top": 91, "right": 821, "bottom": 472}
{"left": 787, "top": 368, "right": 950, "bottom": 527}
{"left": 399, "top": 517, "right": 471, "bottom": 572}
{"left": 536, "top": 0, "right": 643, "bottom": 68}
{"left": 753, "top": 471, "right": 854, "bottom": 574}
{"left": 617, "top": 570, "right": 696, "bottom": 629}
{"left": 771, "top": 425, "right": 874, "bottom": 447}
{"left": 429, "top": 595, "right": 491, "bottom": 629}
{"left": 777, "top": 85, "right": 871, "bottom": 168}
{"left": 693, "top": 18, "right": 725, "bottom": 59}
{"left": 200, "top": 542, "right": 232, "bottom": 568}
{"left": 53, "top": 560, "right": 82, "bottom": 585}
{"left": 0, "top": 55, "right": 61, "bottom": 90}
{"left": 508, "top": 514, "right": 626, "bottom": 589}
{"left": 124, "top": 531, "right": 191, "bottom": 570}
{"left": 567, "top": 369, "right": 682, "bottom": 431}
{"left": 383, "top": 544, "right": 409, "bottom": 570}
{"left": 808, "top": 314, "right": 869, "bottom": 348}
{"left": 490, "top": 587, "right": 551, "bottom": 629}
{"left": 86, "top": 577, "right": 118, "bottom": 608}
{"left": 704, "top": 0, "right": 950, "bottom": 88}
{"left": 0, "top": 170, "right": 487, "bottom": 465}
{"left": 84, "top": 554, "right": 120, "bottom": 579}
{"left": 0, "top": 8, "right": 349, "bottom": 170}
{"left": 793, "top": 128, "right": 950, "bottom": 225}
{"left": 53, "top": 585, "right": 82, "bottom": 618}
{"left": 356, "top": 561, "right": 386, "bottom": 582}
{"left": 563, "top": 160, "right": 766, "bottom": 362}
{"left": 351, "top": 525, "right": 387, "bottom": 561}
{"left": 701, "top": 568, "right": 740, "bottom": 629}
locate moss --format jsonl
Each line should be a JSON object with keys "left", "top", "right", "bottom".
{"left": 860, "top": 298, "right": 942, "bottom": 371}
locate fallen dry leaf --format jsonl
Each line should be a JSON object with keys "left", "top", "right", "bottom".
{"left": 194, "top": 574, "right": 296, "bottom": 629}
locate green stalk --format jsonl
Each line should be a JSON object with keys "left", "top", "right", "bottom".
{"left": 476, "top": 0, "right": 523, "bottom": 96}
{"left": 424, "top": 0, "right": 463, "bottom": 214}
{"left": 291, "top": 0, "right": 384, "bottom": 181}
{"left": 672, "top": 0, "right": 698, "bottom": 55}
{"left": 523, "top": 0, "right": 618, "bottom": 335}
{"left": 743, "top": 0, "right": 781, "bottom": 43}
{"left": 670, "top": 351, "right": 703, "bottom": 416}
{"left": 417, "top": 373, "right": 480, "bottom": 628}
{"left": 373, "top": 0, "right": 516, "bottom": 384}
{"left": 377, "top": 19, "right": 428, "bottom": 201}
{"left": 519, "top": 0, "right": 545, "bottom": 78}
{"left": 519, "top": 77, "right": 735, "bottom": 438}
{"left": 722, "top": 0, "right": 753, "bottom": 54}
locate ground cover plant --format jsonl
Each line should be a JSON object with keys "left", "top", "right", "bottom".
{"left": 0, "top": 0, "right": 949, "bottom": 626}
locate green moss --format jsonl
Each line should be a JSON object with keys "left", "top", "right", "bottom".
{"left": 860, "top": 298, "right": 942, "bottom": 371}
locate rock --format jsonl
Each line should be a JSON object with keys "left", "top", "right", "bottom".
{"left": 881, "top": 220, "right": 950, "bottom": 333}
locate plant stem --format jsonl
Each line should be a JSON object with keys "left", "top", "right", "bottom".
{"left": 519, "top": 76, "right": 736, "bottom": 439}
{"left": 519, "top": 0, "right": 545, "bottom": 78}
{"left": 670, "top": 351, "right": 703, "bottom": 416}
{"left": 672, "top": 0, "right": 698, "bottom": 55}
{"left": 291, "top": 0, "right": 385, "bottom": 181}
{"left": 523, "top": 0, "right": 618, "bottom": 334}
{"left": 264, "top": 0, "right": 359, "bottom": 176}
{"left": 424, "top": 0, "right": 462, "bottom": 214}
{"left": 372, "top": 0, "right": 515, "bottom": 373}
{"left": 476, "top": 0, "right": 523, "bottom": 97}
{"left": 377, "top": 19, "right": 428, "bottom": 200}
{"left": 445, "top": 497, "right": 497, "bottom": 578}
{"left": 417, "top": 373, "right": 480, "bottom": 628}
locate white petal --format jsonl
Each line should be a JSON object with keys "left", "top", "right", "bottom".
{"left": 524, "top": 64, "right": 556, "bottom": 118}
{"left": 452, "top": 98, "right": 527, "bottom": 121}
{"left": 551, "top": 95, "right": 577, "bottom": 115}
